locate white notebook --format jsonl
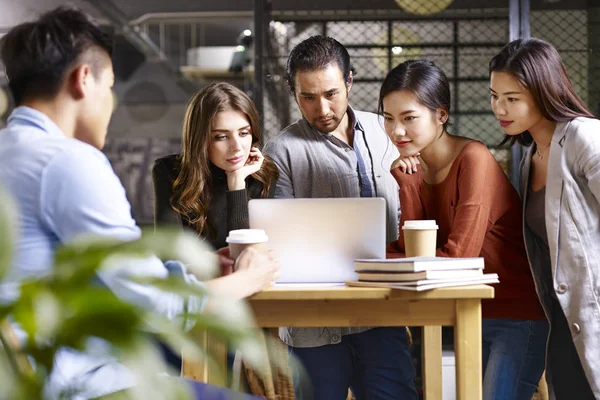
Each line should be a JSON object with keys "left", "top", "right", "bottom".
{"left": 357, "top": 269, "right": 483, "bottom": 282}
{"left": 354, "top": 256, "right": 484, "bottom": 272}
{"left": 346, "top": 273, "right": 499, "bottom": 291}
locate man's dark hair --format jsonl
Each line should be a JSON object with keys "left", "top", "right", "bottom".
{"left": 285, "top": 35, "right": 355, "bottom": 94}
{"left": 0, "top": 6, "right": 113, "bottom": 105}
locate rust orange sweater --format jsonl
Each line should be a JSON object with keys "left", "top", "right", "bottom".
{"left": 387, "top": 141, "right": 545, "bottom": 321}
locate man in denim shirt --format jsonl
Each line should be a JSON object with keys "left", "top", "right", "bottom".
{"left": 0, "top": 6, "right": 277, "bottom": 399}
{"left": 264, "top": 36, "right": 416, "bottom": 400}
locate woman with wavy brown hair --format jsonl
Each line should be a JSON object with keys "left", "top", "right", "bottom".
{"left": 153, "top": 82, "right": 278, "bottom": 263}
{"left": 152, "top": 82, "right": 290, "bottom": 398}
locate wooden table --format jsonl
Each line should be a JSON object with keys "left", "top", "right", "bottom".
{"left": 183, "top": 284, "right": 494, "bottom": 400}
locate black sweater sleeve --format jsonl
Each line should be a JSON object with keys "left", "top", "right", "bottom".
{"left": 224, "top": 177, "right": 278, "bottom": 232}
{"left": 152, "top": 156, "right": 183, "bottom": 230}
{"left": 226, "top": 189, "right": 250, "bottom": 230}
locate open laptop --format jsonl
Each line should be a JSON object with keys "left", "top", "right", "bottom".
{"left": 248, "top": 198, "right": 386, "bottom": 283}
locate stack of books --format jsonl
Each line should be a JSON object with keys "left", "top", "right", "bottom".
{"left": 345, "top": 257, "right": 499, "bottom": 291}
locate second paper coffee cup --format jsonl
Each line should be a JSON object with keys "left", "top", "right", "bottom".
{"left": 226, "top": 229, "right": 269, "bottom": 264}
{"left": 402, "top": 220, "right": 438, "bottom": 257}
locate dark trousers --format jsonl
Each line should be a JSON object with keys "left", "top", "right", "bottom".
{"left": 289, "top": 327, "right": 417, "bottom": 400}
{"left": 546, "top": 298, "right": 595, "bottom": 399}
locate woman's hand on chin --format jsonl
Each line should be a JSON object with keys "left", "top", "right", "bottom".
{"left": 392, "top": 154, "right": 420, "bottom": 174}
{"left": 226, "top": 147, "right": 265, "bottom": 190}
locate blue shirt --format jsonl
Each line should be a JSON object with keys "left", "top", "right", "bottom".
{"left": 0, "top": 107, "right": 206, "bottom": 399}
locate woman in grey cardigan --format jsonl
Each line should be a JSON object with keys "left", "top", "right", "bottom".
{"left": 489, "top": 38, "right": 600, "bottom": 399}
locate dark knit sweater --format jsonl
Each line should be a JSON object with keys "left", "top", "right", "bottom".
{"left": 152, "top": 154, "right": 270, "bottom": 249}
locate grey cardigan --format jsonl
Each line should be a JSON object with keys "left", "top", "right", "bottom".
{"left": 520, "top": 117, "right": 600, "bottom": 398}
{"left": 264, "top": 108, "right": 400, "bottom": 242}
{"left": 264, "top": 107, "right": 400, "bottom": 348}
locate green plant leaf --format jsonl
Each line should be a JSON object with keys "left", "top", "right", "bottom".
{"left": 138, "top": 228, "right": 219, "bottom": 280}
{"left": 55, "top": 288, "right": 143, "bottom": 348}
{"left": 0, "top": 187, "right": 18, "bottom": 281}
{"left": 132, "top": 276, "right": 210, "bottom": 300}
{"left": 114, "top": 338, "right": 194, "bottom": 400}
{"left": 52, "top": 237, "right": 151, "bottom": 285}
{"left": 0, "top": 304, "right": 14, "bottom": 321}
{"left": 2, "top": 219, "right": 268, "bottom": 399}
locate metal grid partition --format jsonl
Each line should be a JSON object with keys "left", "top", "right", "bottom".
{"left": 530, "top": 3, "right": 600, "bottom": 119}
{"left": 260, "top": 5, "right": 513, "bottom": 173}
{"left": 96, "top": 1, "right": 600, "bottom": 223}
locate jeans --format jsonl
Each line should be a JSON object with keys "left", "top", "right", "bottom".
{"left": 482, "top": 318, "right": 549, "bottom": 400}
{"left": 101, "top": 377, "right": 262, "bottom": 400}
{"left": 289, "top": 327, "right": 417, "bottom": 400}
{"left": 184, "top": 378, "right": 263, "bottom": 400}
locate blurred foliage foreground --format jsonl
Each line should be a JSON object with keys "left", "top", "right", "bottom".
{"left": 0, "top": 187, "right": 270, "bottom": 400}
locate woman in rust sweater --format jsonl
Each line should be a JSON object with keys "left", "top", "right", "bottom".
{"left": 379, "top": 60, "right": 547, "bottom": 400}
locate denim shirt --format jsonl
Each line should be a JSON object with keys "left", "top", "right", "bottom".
{"left": 0, "top": 107, "right": 206, "bottom": 399}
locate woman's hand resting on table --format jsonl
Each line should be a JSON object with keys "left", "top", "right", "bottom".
{"left": 235, "top": 247, "right": 281, "bottom": 295}
{"left": 204, "top": 246, "right": 281, "bottom": 300}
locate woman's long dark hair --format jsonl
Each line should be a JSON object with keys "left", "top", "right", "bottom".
{"left": 172, "top": 82, "right": 278, "bottom": 236}
{"left": 489, "top": 38, "right": 595, "bottom": 146}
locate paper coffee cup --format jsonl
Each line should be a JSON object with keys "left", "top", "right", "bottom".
{"left": 226, "top": 229, "right": 269, "bottom": 262}
{"left": 402, "top": 220, "right": 438, "bottom": 257}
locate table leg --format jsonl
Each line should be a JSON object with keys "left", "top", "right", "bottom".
{"left": 182, "top": 329, "right": 227, "bottom": 386}
{"left": 421, "top": 326, "right": 442, "bottom": 400}
{"left": 454, "top": 299, "right": 482, "bottom": 400}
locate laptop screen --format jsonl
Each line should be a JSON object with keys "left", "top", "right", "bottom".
{"left": 249, "top": 198, "right": 386, "bottom": 283}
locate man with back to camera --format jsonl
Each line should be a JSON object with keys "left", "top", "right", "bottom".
{"left": 263, "top": 35, "right": 416, "bottom": 400}
{"left": 0, "top": 6, "right": 278, "bottom": 399}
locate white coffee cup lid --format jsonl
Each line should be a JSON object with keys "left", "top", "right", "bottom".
{"left": 402, "top": 220, "right": 439, "bottom": 230}
{"left": 226, "top": 229, "right": 269, "bottom": 244}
